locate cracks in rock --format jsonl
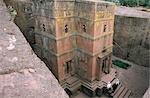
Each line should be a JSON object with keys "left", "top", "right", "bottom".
{"left": 0, "top": 67, "right": 36, "bottom": 75}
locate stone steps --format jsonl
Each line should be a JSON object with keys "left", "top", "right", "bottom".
{"left": 66, "top": 82, "right": 81, "bottom": 92}
{"left": 124, "top": 90, "right": 131, "bottom": 98}
{"left": 66, "top": 80, "right": 81, "bottom": 91}
{"left": 67, "top": 77, "right": 79, "bottom": 85}
{"left": 119, "top": 88, "right": 128, "bottom": 98}
{"left": 81, "top": 80, "right": 98, "bottom": 91}
{"left": 111, "top": 83, "right": 122, "bottom": 96}
{"left": 63, "top": 76, "right": 81, "bottom": 92}
{"left": 98, "top": 81, "right": 105, "bottom": 89}
{"left": 113, "top": 85, "right": 125, "bottom": 98}
{"left": 112, "top": 84, "right": 131, "bottom": 98}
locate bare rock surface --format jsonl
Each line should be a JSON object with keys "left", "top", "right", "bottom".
{"left": 115, "top": 6, "right": 150, "bottom": 18}
{"left": 114, "top": 7, "right": 150, "bottom": 67}
{"left": 0, "top": 0, "right": 69, "bottom": 98}
{"left": 143, "top": 87, "right": 150, "bottom": 98}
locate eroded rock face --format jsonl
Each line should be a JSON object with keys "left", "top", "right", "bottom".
{"left": 113, "top": 7, "right": 150, "bottom": 67}
{"left": 0, "top": 0, "right": 69, "bottom": 98}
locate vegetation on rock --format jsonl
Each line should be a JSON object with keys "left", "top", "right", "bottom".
{"left": 105, "top": 0, "right": 150, "bottom": 8}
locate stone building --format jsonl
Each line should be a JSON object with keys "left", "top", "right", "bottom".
{"left": 32, "top": 0, "right": 115, "bottom": 95}
{"left": 4, "top": 0, "right": 120, "bottom": 97}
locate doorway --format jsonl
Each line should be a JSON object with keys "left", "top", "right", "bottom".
{"left": 102, "top": 58, "right": 109, "bottom": 74}
{"left": 64, "top": 60, "right": 73, "bottom": 77}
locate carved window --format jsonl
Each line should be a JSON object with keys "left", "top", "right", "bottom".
{"left": 42, "top": 24, "right": 46, "bottom": 31}
{"left": 40, "top": 0, "right": 43, "bottom": 4}
{"left": 32, "top": 34, "right": 35, "bottom": 44}
{"left": 43, "top": 37, "right": 48, "bottom": 50}
{"left": 78, "top": 12, "right": 80, "bottom": 16}
{"left": 103, "top": 36, "right": 107, "bottom": 49}
{"left": 24, "top": 7, "right": 29, "bottom": 13}
{"left": 29, "top": 27, "right": 35, "bottom": 44}
{"left": 102, "top": 59, "right": 105, "bottom": 73}
{"left": 39, "top": 0, "right": 46, "bottom": 6}
{"left": 48, "top": 39, "right": 55, "bottom": 52}
{"left": 106, "top": 5, "right": 108, "bottom": 8}
{"left": 66, "top": 62, "right": 69, "bottom": 73}
{"left": 83, "top": 25, "right": 86, "bottom": 32}
{"left": 103, "top": 24, "right": 107, "bottom": 32}
{"left": 65, "top": 24, "right": 68, "bottom": 33}
{"left": 65, "top": 11, "right": 71, "bottom": 17}
{"left": 24, "top": 6, "right": 31, "bottom": 13}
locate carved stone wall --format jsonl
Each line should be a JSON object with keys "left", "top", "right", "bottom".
{"left": 4, "top": 0, "right": 115, "bottom": 82}
{"left": 113, "top": 15, "right": 150, "bottom": 67}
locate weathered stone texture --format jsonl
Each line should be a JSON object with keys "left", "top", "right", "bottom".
{"left": 113, "top": 15, "right": 150, "bottom": 67}
{"left": 0, "top": 0, "right": 69, "bottom": 98}
{"left": 143, "top": 87, "right": 150, "bottom": 98}
{"left": 3, "top": 0, "right": 116, "bottom": 95}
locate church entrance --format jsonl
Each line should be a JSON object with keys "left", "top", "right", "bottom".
{"left": 102, "top": 57, "right": 109, "bottom": 74}
{"left": 97, "top": 55, "right": 111, "bottom": 80}
{"left": 64, "top": 60, "right": 73, "bottom": 78}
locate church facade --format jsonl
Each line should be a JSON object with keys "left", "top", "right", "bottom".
{"left": 5, "top": 0, "right": 116, "bottom": 97}
{"left": 31, "top": 0, "right": 115, "bottom": 96}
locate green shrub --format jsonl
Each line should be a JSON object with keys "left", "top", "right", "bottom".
{"left": 112, "top": 60, "right": 131, "bottom": 69}
{"left": 104, "top": 0, "right": 150, "bottom": 8}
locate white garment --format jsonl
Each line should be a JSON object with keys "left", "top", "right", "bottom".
{"left": 107, "top": 82, "right": 112, "bottom": 89}
{"left": 116, "top": 79, "right": 120, "bottom": 85}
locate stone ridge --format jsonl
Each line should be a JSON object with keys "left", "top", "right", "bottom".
{"left": 115, "top": 6, "right": 150, "bottom": 18}
{"left": 0, "top": 0, "right": 69, "bottom": 98}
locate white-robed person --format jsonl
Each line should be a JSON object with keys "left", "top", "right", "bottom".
{"left": 107, "top": 82, "right": 112, "bottom": 90}
{"left": 116, "top": 78, "right": 120, "bottom": 85}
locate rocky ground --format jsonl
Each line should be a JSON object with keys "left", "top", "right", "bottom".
{"left": 112, "top": 56, "right": 149, "bottom": 98}
{"left": 0, "top": 0, "right": 69, "bottom": 98}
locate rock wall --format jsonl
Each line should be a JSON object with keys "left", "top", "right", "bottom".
{"left": 113, "top": 14, "right": 150, "bottom": 67}
{"left": 0, "top": 0, "right": 69, "bottom": 98}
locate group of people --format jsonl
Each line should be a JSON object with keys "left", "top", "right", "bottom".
{"left": 104, "top": 79, "right": 120, "bottom": 96}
